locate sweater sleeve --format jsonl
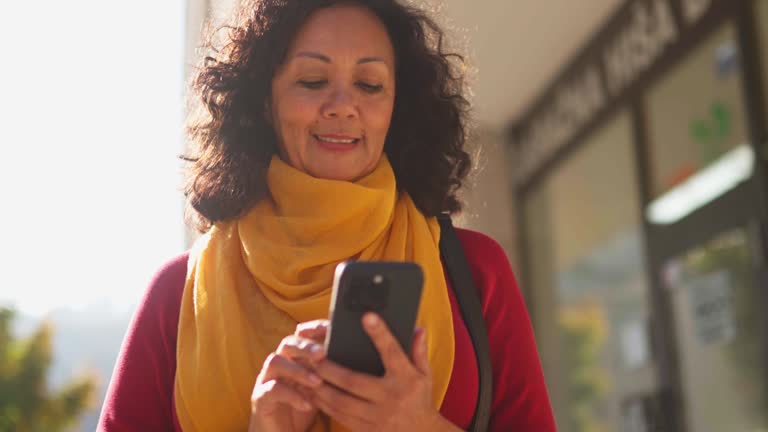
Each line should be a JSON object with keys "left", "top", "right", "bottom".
{"left": 457, "top": 229, "right": 556, "bottom": 432}
{"left": 97, "top": 253, "right": 188, "bottom": 431}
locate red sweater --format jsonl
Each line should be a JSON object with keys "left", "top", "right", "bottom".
{"left": 98, "top": 229, "right": 555, "bottom": 431}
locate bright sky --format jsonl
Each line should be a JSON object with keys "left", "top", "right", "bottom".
{"left": 1, "top": 0, "right": 186, "bottom": 316}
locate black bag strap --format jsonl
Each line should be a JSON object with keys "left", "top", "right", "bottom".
{"left": 437, "top": 214, "right": 492, "bottom": 432}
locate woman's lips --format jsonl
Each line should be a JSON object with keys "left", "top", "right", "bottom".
{"left": 313, "top": 134, "right": 361, "bottom": 151}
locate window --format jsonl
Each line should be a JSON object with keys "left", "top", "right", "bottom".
{"left": 644, "top": 25, "right": 752, "bottom": 225}
{"left": 524, "top": 112, "right": 655, "bottom": 432}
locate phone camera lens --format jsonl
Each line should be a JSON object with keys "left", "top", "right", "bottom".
{"left": 345, "top": 275, "right": 390, "bottom": 312}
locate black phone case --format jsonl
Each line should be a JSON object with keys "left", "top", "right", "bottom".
{"left": 324, "top": 261, "right": 424, "bottom": 376}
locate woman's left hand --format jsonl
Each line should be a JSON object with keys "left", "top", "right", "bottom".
{"left": 309, "top": 313, "right": 460, "bottom": 432}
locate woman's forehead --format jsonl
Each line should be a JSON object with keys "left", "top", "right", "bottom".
{"left": 285, "top": 4, "right": 395, "bottom": 65}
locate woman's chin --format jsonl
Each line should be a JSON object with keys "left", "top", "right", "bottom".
{"left": 296, "top": 147, "right": 372, "bottom": 181}
{"left": 304, "top": 159, "right": 373, "bottom": 182}
{"left": 309, "top": 169, "right": 361, "bottom": 182}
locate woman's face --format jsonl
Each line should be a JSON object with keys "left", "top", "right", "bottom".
{"left": 270, "top": 4, "right": 396, "bottom": 182}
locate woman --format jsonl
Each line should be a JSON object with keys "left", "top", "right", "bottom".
{"left": 98, "top": 0, "right": 555, "bottom": 430}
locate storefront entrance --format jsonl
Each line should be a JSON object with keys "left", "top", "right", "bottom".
{"left": 512, "top": 1, "right": 768, "bottom": 431}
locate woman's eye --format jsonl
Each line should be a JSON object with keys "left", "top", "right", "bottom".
{"left": 357, "top": 82, "right": 384, "bottom": 93}
{"left": 298, "top": 80, "right": 327, "bottom": 89}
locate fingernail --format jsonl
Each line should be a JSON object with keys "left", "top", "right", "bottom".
{"left": 301, "top": 401, "right": 312, "bottom": 411}
{"left": 308, "top": 373, "right": 322, "bottom": 385}
{"left": 364, "top": 313, "right": 379, "bottom": 327}
{"left": 417, "top": 328, "right": 427, "bottom": 350}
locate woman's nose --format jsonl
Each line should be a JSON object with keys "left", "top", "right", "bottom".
{"left": 321, "top": 88, "right": 358, "bottom": 119}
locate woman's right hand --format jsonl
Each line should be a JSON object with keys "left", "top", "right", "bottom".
{"left": 248, "top": 320, "right": 329, "bottom": 432}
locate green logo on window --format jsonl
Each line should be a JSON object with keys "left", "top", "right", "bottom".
{"left": 690, "top": 101, "right": 731, "bottom": 165}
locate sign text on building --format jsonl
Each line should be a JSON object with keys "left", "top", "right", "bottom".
{"left": 511, "top": 0, "right": 717, "bottom": 184}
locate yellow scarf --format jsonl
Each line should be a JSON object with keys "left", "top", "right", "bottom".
{"left": 174, "top": 155, "right": 455, "bottom": 431}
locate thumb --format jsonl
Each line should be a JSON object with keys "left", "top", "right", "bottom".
{"left": 411, "top": 327, "right": 430, "bottom": 374}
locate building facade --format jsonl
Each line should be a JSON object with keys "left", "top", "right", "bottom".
{"left": 508, "top": 1, "right": 768, "bottom": 430}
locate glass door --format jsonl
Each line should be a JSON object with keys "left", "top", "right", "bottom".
{"left": 661, "top": 228, "right": 766, "bottom": 432}
{"left": 643, "top": 19, "right": 768, "bottom": 432}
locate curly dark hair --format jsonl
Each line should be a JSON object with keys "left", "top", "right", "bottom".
{"left": 184, "top": 0, "right": 472, "bottom": 232}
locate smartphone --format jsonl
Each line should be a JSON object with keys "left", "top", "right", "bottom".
{"left": 324, "top": 261, "right": 424, "bottom": 376}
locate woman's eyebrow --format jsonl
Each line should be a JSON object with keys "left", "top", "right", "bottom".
{"left": 294, "top": 51, "right": 386, "bottom": 64}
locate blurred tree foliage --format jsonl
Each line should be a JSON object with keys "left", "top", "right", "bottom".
{"left": 0, "top": 307, "right": 96, "bottom": 432}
